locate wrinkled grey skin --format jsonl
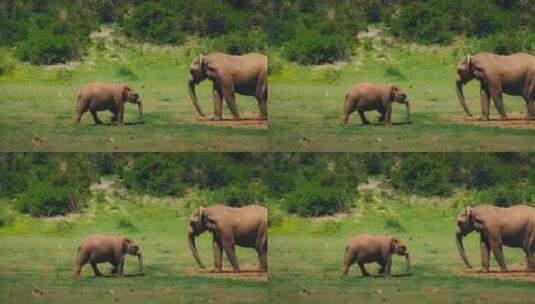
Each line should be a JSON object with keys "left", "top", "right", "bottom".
{"left": 188, "top": 204, "right": 268, "bottom": 273}
{"left": 456, "top": 205, "right": 535, "bottom": 273}
{"left": 75, "top": 83, "right": 143, "bottom": 125}
{"left": 188, "top": 52, "right": 268, "bottom": 121}
{"left": 343, "top": 83, "right": 410, "bottom": 126}
{"left": 74, "top": 235, "right": 143, "bottom": 277}
{"left": 342, "top": 234, "right": 410, "bottom": 277}
{"left": 456, "top": 53, "right": 535, "bottom": 120}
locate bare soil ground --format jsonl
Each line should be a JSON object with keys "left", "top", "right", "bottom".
{"left": 186, "top": 264, "right": 268, "bottom": 282}
{"left": 457, "top": 263, "right": 535, "bottom": 282}
{"left": 183, "top": 112, "right": 268, "bottom": 129}
{"left": 455, "top": 112, "right": 535, "bottom": 129}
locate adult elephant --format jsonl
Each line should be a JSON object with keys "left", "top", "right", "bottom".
{"left": 456, "top": 204, "right": 535, "bottom": 272}
{"left": 455, "top": 52, "right": 535, "bottom": 120}
{"left": 188, "top": 52, "right": 268, "bottom": 121}
{"left": 187, "top": 204, "right": 268, "bottom": 272}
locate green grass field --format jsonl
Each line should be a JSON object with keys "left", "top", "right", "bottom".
{"left": 0, "top": 185, "right": 267, "bottom": 303}
{"left": 269, "top": 38, "right": 535, "bottom": 152}
{"left": 269, "top": 185, "right": 535, "bottom": 303}
{"left": 0, "top": 36, "right": 268, "bottom": 152}
{"left": 1, "top": 32, "right": 534, "bottom": 152}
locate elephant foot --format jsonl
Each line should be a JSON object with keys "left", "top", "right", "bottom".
{"left": 499, "top": 116, "right": 509, "bottom": 121}
{"left": 361, "top": 121, "right": 371, "bottom": 126}
{"left": 361, "top": 273, "right": 370, "bottom": 277}
{"left": 500, "top": 267, "right": 508, "bottom": 273}
{"left": 210, "top": 116, "right": 223, "bottom": 121}
{"left": 256, "top": 115, "right": 268, "bottom": 121}
{"left": 258, "top": 267, "right": 268, "bottom": 273}
{"left": 94, "top": 121, "right": 104, "bottom": 125}
{"left": 210, "top": 268, "right": 223, "bottom": 273}
{"left": 477, "top": 116, "right": 490, "bottom": 121}
{"left": 232, "top": 116, "right": 242, "bottom": 121}
{"left": 232, "top": 267, "right": 241, "bottom": 273}
{"left": 477, "top": 268, "right": 490, "bottom": 273}
{"left": 94, "top": 273, "right": 103, "bottom": 277}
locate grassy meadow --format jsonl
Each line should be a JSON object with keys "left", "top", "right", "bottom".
{"left": 0, "top": 33, "right": 268, "bottom": 152}
{"left": 269, "top": 184, "right": 535, "bottom": 303}
{"left": 0, "top": 182, "right": 267, "bottom": 303}
{"left": 269, "top": 36, "right": 535, "bottom": 152}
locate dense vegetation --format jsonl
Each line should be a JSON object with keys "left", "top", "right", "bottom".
{"left": 1, "top": 153, "right": 533, "bottom": 219}
{"left": 1, "top": 0, "right": 534, "bottom": 68}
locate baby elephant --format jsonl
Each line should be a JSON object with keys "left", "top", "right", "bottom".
{"left": 74, "top": 235, "right": 143, "bottom": 277}
{"left": 342, "top": 234, "right": 410, "bottom": 277}
{"left": 75, "top": 83, "right": 143, "bottom": 125}
{"left": 343, "top": 83, "right": 410, "bottom": 126}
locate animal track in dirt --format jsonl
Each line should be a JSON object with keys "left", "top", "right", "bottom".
{"left": 186, "top": 264, "right": 268, "bottom": 282}
{"left": 456, "top": 112, "right": 535, "bottom": 129}
{"left": 457, "top": 263, "right": 535, "bottom": 282}
{"left": 183, "top": 112, "right": 268, "bottom": 129}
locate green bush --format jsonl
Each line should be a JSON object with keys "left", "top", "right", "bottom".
{"left": 479, "top": 32, "right": 535, "bottom": 55}
{"left": 384, "top": 65, "right": 405, "bottom": 81}
{"left": 117, "top": 216, "right": 138, "bottom": 232}
{"left": 0, "top": 54, "right": 15, "bottom": 76}
{"left": 321, "top": 68, "right": 342, "bottom": 82}
{"left": 391, "top": 155, "right": 453, "bottom": 196}
{"left": 125, "top": 3, "right": 183, "bottom": 45}
{"left": 116, "top": 66, "right": 138, "bottom": 81}
{"left": 282, "top": 180, "right": 352, "bottom": 217}
{"left": 15, "top": 182, "right": 86, "bottom": 217}
{"left": 284, "top": 33, "right": 351, "bottom": 65}
{"left": 212, "top": 31, "right": 267, "bottom": 55}
{"left": 16, "top": 30, "right": 72, "bottom": 65}
{"left": 384, "top": 217, "right": 405, "bottom": 232}
{"left": 390, "top": 2, "right": 453, "bottom": 44}
{"left": 209, "top": 182, "right": 268, "bottom": 207}
{"left": 122, "top": 155, "right": 187, "bottom": 197}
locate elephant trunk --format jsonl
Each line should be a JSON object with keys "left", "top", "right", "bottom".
{"left": 404, "top": 252, "right": 411, "bottom": 271}
{"left": 188, "top": 79, "right": 205, "bottom": 117}
{"left": 404, "top": 101, "right": 411, "bottom": 122}
{"left": 137, "top": 252, "right": 144, "bottom": 273}
{"left": 137, "top": 100, "right": 143, "bottom": 119}
{"left": 188, "top": 229, "right": 205, "bottom": 269}
{"left": 456, "top": 77, "right": 473, "bottom": 117}
{"left": 456, "top": 230, "right": 472, "bottom": 269}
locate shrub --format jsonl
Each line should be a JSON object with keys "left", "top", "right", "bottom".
{"left": 384, "top": 217, "right": 405, "bottom": 232}
{"left": 321, "top": 68, "right": 342, "bottom": 82}
{"left": 122, "top": 155, "right": 187, "bottom": 197}
{"left": 125, "top": 3, "right": 183, "bottom": 44}
{"left": 116, "top": 66, "right": 138, "bottom": 81}
{"left": 479, "top": 32, "right": 535, "bottom": 55}
{"left": 16, "top": 30, "right": 72, "bottom": 65}
{"left": 282, "top": 180, "right": 352, "bottom": 217}
{"left": 0, "top": 54, "right": 15, "bottom": 76}
{"left": 54, "top": 68, "right": 73, "bottom": 82}
{"left": 390, "top": 2, "right": 453, "bottom": 44}
{"left": 284, "top": 33, "right": 351, "bottom": 65}
{"left": 15, "top": 182, "right": 86, "bottom": 217}
{"left": 117, "top": 216, "right": 138, "bottom": 232}
{"left": 391, "top": 155, "right": 453, "bottom": 196}
{"left": 209, "top": 182, "right": 268, "bottom": 207}
{"left": 384, "top": 65, "right": 405, "bottom": 81}
{"left": 212, "top": 31, "right": 267, "bottom": 55}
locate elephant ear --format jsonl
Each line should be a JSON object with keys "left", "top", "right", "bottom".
{"left": 121, "top": 85, "right": 133, "bottom": 102}
{"left": 390, "top": 86, "right": 401, "bottom": 101}
{"left": 122, "top": 238, "right": 133, "bottom": 253}
{"left": 390, "top": 238, "right": 400, "bottom": 252}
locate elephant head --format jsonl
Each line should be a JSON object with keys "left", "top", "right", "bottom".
{"left": 391, "top": 87, "right": 411, "bottom": 121}
{"left": 122, "top": 86, "right": 143, "bottom": 119}
{"left": 456, "top": 55, "right": 476, "bottom": 117}
{"left": 187, "top": 207, "right": 213, "bottom": 269}
{"left": 122, "top": 238, "right": 143, "bottom": 273}
{"left": 390, "top": 238, "right": 411, "bottom": 271}
{"left": 188, "top": 55, "right": 209, "bottom": 117}
{"left": 455, "top": 206, "right": 476, "bottom": 269}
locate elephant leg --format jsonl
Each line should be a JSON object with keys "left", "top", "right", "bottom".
{"left": 212, "top": 237, "right": 223, "bottom": 273}
{"left": 478, "top": 85, "right": 491, "bottom": 121}
{"left": 384, "top": 104, "right": 392, "bottom": 125}
{"left": 110, "top": 261, "right": 118, "bottom": 275}
{"left": 221, "top": 237, "right": 240, "bottom": 272}
{"left": 489, "top": 88, "right": 508, "bottom": 120}
{"left": 110, "top": 109, "right": 118, "bottom": 123}
{"left": 90, "top": 110, "right": 104, "bottom": 125}
{"left": 357, "top": 262, "right": 370, "bottom": 277}
{"left": 90, "top": 262, "right": 103, "bottom": 277}
{"left": 117, "top": 255, "right": 125, "bottom": 276}
{"left": 211, "top": 86, "right": 224, "bottom": 121}
{"left": 479, "top": 236, "right": 491, "bottom": 273}
{"left": 489, "top": 238, "right": 508, "bottom": 272}
{"left": 74, "top": 110, "right": 85, "bottom": 125}
{"left": 358, "top": 111, "right": 371, "bottom": 125}
{"left": 384, "top": 257, "right": 392, "bottom": 276}
{"left": 256, "top": 84, "right": 268, "bottom": 120}
{"left": 377, "top": 109, "right": 386, "bottom": 123}
{"left": 523, "top": 96, "right": 535, "bottom": 119}
{"left": 117, "top": 104, "right": 125, "bottom": 126}
{"left": 524, "top": 249, "right": 535, "bottom": 271}
{"left": 222, "top": 89, "right": 241, "bottom": 120}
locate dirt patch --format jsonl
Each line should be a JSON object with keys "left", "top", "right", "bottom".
{"left": 455, "top": 112, "right": 535, "bottom": 129}
{"left": 456, "top": 264, "right": 535, "bottom": 282}
{"left": 183, "top": 112, "right": 268, "bottom": 129}
{"left": 186, "top": 264, "right": 267, "bottom": 282}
